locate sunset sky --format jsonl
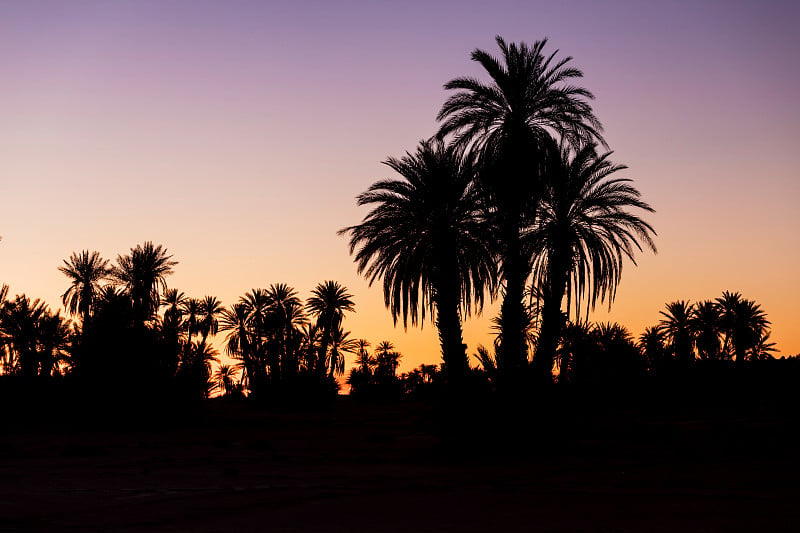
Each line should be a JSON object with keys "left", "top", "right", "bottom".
{"left": 2, "top": 0, "right": 798, "bottom": 372}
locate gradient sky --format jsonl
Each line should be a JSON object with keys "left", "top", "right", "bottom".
{"left": 2, "top": 0, "right": 798, "bottom": 372}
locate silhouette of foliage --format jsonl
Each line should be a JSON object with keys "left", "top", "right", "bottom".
{"left": 437, "top": 36, "right": 605, "bottom": 378}
{"left": 341, "top": 139, "right": 496, "bottom": 384}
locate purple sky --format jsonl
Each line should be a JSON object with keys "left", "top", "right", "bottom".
{"left": 2, "top": 0, "right": 799, "bottom": 368}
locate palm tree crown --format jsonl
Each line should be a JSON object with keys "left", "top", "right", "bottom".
{"left": 340, "top": 139, "right": 496, "bottom": 382}
{"left": 112, "top": 242, "right": 177, "bottom": 324}
{"left": 58, "top": 250, "right": 110, "bottom": 324}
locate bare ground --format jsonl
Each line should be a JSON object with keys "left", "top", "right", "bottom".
{"left": 1, "top": 397, "right": 798, "bottom": 532}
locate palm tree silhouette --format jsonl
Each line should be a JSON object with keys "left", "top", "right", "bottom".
{"left": 212, "top": 363, "right": 240, "bottom": 397}
{"left": 659, "top": 301, "right": 695, "bottom": 368}
{"left": 306, "top": 281, "right": 355, "bottom": 377}
{"left": 340, "top": 139, "right": 496, "bottom": 384}
{"left": 220, "top": 301, "right": 259, "bottom": 393}
{"left": 198, "top": 295, "right": 224, "bottom": 344}
{"left": 437, "top": 36, "right": 604, "bottom": 377}
{"left": 58, "top": 250, "right": 111, "bottom": 326}
{"left": 529, "top": 143, "right": 656, "bottom": 381}
{"left": 112, "top": 242, "right": 177, "bottom": 326}
{"left": 639, "top": 326, "right": 668, "bottom": 373}
{"left": 374, "top": 341, "right": 401, "bottom": 380}
{"left": 0, "top": 294, "right": 49, "bottom": 379}
{"left": 716, "top": 291, "right": 770, "bottom": 363}
{"left": 265, "top": 283, "right": 306, "bottom": 381}
{"left": 690, "top": 300, "right": 723, "bottom": 361}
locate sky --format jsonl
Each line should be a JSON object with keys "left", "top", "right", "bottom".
{"left": 1, "top": 0, "right": 799, "bottom": 373}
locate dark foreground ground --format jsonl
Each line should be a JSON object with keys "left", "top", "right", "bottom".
{"left": 1, "top": 392, "right": 799, "bottom": 532}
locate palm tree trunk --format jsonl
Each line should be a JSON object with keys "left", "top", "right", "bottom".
{"left": 535, "top": 253, "right": 570, "bottom": 384}
{"left": 434, "top": 271, "right": 468, "bottom": 385}
{"left": 499, "top": 218, "right": 528, "bottom": 379}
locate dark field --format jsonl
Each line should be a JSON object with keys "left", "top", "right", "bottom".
{"left": 2, "top": 394, "right": 799, "bottom": 532}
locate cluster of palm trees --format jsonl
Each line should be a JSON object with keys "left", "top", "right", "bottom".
{"left": 646, "top": 292, "right": 775, "bottom": 368}
{"left": 346, "top": 340, "right": 404, "bottom": 396}
{"left": 2, "top": 242, "right": 366, "bottom": 401}
{"left": 215, "top": 280, "right": 358, "bottom": 397}
{"left": 0, "top": 284, "right": 71, "bottom": 379}
{"left": 341, "top": 36, "right": 656, "bottom": 388}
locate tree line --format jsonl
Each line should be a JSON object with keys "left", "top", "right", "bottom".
{"left": 0, "top": 243, "right": 385, "bottom": 402}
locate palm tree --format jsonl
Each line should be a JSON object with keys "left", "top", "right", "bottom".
{"left": 220, "top": 302, "right": 258, "bottom": 393}
{"left": 182, "top": 298, "right": 202, "bottom": 348}
{"left": 0, "top": 294, "right": 48, "bottom": 378}
{"left": 213, "top": 363, "right": 240, "bottom": 397}
{"left": 111, "top": 242, "right": 177, "bottom": 326}
{"left": 690, "top": 300, "right": 723, "bottom": 361}
{"left": 374, "top": 341, "right": 401, "bottom": 380}
{"left": 437, "top": 36, "right": 604, "bottom": 376}
{"left": 340, "top": 139, "right": 496, "bottom": 384}
{"left": 306, "top": 281, "right": 355, "bottom": 377}
{"left": 556, "top": 320, "right": 593, "bottom": 383}
{"left": 327, "top": 325, "right": 359, "bottom": 377}
{"left": 529, "top": 143, "right": 656, "bottom": 381}
{"left": 36, "top": 311, "right": 72, "bottom": 377}
{"left": 198, "top": 295, "right": 224, "bottom": 344}
{"left": 716, "top": 291, "right": 770, "bottom": 363}
{"left": 265, "top": 283, "right": 306, "bottom": 381}
{"left": 353, "top": 339, "right": 374, "bottom": 374}
{"left": 659, "top": 301, "right": 695, "bottom": 368}
{"left": 58, "top": 250, "right": 110, "bottom": 326}
{"left": 751, "top": 331, "right": 777, "bottom": 361}
{"left": 639, "top": 326, "right": 668, "bottom": 373}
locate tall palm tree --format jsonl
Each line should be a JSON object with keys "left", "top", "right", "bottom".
{"left": 528, "top": 143, "right": 656, "bottom": 381}
{"left": 306, "top": 281, "right": 355, "bottom": 377}
{"left": 340, "top": 139, "right": 496, "bottom": 384}
{"left": 437, "top": 36, "right": 604, "bottom": 376}
{"left": 58, "top": 250, "right": 110, "bottom": 326}
{"left": 111, "top": 242, "right": 177, "bottom": 326}
{"left": 659, "top": 301, "right": 695, "bottom": 368}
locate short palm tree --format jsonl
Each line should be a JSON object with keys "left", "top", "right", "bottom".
{"left": 213, "top": 363, "right": 240, "bottom": 397}
{"left": 659, "top": 301, "right": 695, "bottom": 367}
{"left": 690, "top": 300, "right": 723, "bottom": 361}
{"left": 306, "top": 281, "right": 355, "bottom": 377}
{"left": 58, "top": 250, "right": 110, "bottom": 326}
{"left": 0, "top": 294, "right": 49, "bottom": 378}
{"left": 716, "top": 291, "right": 770, "bottom": 363}
{"left": 437, "top": 36, "right": 604, "bottom": 375}
{"left": 528, "top": 143, "right": 656, "bottom": 381}
{"left": 374, "top": 341, "right": 401, "bottom": 380}
{"left": 340, "top": 139, "right": 496, "bottom": 384}
{"left": 639, "top": 326, "right": 668, "bottom": 372}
